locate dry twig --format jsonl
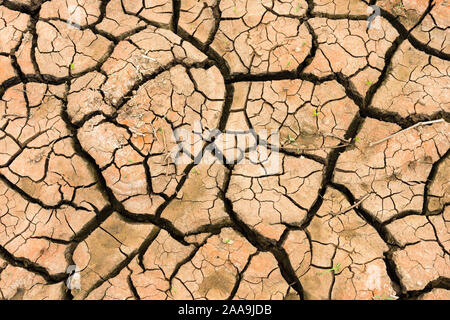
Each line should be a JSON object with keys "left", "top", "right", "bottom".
{"left": 333, "top": 193, "right": 371, "bottom": 215}
{"left": 369, "top": 119, "right": 445, "bottom": 147}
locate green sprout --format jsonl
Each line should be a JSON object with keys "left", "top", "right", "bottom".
{"left": 318, "top": 263, "right": 341, "bottom": 275}
{"left": 286, "top": 60, "right": 291, "bottom": 67}
{"left": 355, "top": 137, "right": 361, "bottom": 142}
{"left": 233, "top": 7, "right": 238, "bottom": 15}
{"left": 365, "top": 80, "right": 373, "bottom": 85}
{"left": 393, "top": 5, "right": 403, "bottom": 13}
{"left": 296, "top": 2, "right": 301, "bottom": 12}
{"left": 128, "top": 159, "right": 133, "bottom": 163}
{"left": 284, "top": 134, "right": 296, "bottom": 144}
{"left": 223, "top": 239, "right": 234, "bottom": 245}
{"left": 191, "top": 168, "right": 200, "bottom": 175}
{"left": 332, "top": 263, "right": 341, "bottom": 273}
{"left": 313, "top": 109, "right": 320, "bottom": 116}
{"left": 69, "top": 63, "right": 74, "bottom": 71}
{"left": 373, "top": 294, "right": 395, "bottom": 300}
{"left": 302, "top": 41, "right": 307, "bottom": 46}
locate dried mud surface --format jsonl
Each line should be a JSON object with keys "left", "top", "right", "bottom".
{"left": 0, "top": 0, "right": 449, "bottom": 300}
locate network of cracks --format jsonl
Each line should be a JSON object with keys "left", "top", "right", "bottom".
{"left": 0, "top": 0, "right": 448, "bottom": 300}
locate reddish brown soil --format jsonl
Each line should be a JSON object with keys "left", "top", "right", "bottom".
{"left": 0, "top": 0, "right": 448, "bottom": 300}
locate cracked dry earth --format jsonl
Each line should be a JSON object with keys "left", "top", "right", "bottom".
{"left": 0, "top": 0, "right": 449, "bottom": 301}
